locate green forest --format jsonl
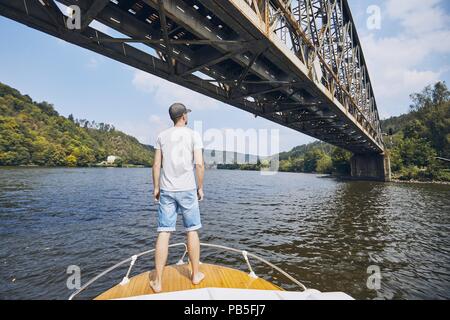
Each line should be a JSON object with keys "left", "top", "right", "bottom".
{"left": 0, "top": 82, "right": 154, "bottom": 167}
{"left": 1, "top": 81, "right": 448, "bottom": 181}
{"left": 223, "top": 82, "right": 450, "bottom": 182}
{"left": 383, "top": 82, "right": 449, "bottom": 181}
{"left": 260, "top": 140, "right": 353, "bottom": 176}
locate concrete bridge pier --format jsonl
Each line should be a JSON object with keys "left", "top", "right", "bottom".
{"left": 350, "top": 152, "right": 391, "bottom": 182}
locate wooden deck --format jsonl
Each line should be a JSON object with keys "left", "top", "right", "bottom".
{"left": 95, "top": 263, "right": 283, "bottom": 300}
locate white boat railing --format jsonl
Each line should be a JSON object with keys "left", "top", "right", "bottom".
{"left": 68, "top": 242, "right": 307, "bottom": 300}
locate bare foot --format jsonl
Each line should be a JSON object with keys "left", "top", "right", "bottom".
{"left": 149, "top": 279, "right": 162, "bottom": 293}
{"left": 192, "top": 272, "right": 205, "bottom": 285}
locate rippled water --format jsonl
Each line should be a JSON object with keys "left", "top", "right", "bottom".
{"left": 0, "top": 168, "right": 449, "bottom": 300}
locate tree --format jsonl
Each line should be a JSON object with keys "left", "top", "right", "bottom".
{"left": 65, "top": 155, "right": 77, "bottom": 167}
{"left": 304, "top": 149, "right": 323, "bottom": 172}
{"left": 403, "top": 120, "right": 427, "bottom": 140}
{"left": 410, "top": 81, "right": 450, "bottom": 112}
{"left": 36, "top": 101, "right": 59, "bottom": 116}
{"left": 31, "top": 136, "right": 51, "bottom": 165}
{"left": 432, "top": 81, "right": 450, "bottom": 106}
{"left": 421, "top": 101, "right": 450, "bottom": 157}
{"left": 72, "top": 146, "right": 96, "bottom": 166}
{"left": 397, "top": 138, "right": 436, "bottom": 168}
{"left": 0, "top": 82, "right": 154, "bottom": 168}
{"left": 316, "top": 154, "right": 333, "bottom": 174}
{"left": 290, "top": 157, "right": 304, "bottom": 172}
{"left": 48, "top": 144, "right": 67, "bottom": 166}
{"left": 383, "top": 82, "right": 450, "bottom": 181}
{"left": 279, "top": 159, "right": 292, "bottom": 172}
{"left": 114, "top": 157, "right": 124, "bottom": 167}
{"left": 331, "top": 147, "right": 351, "bottom": 175}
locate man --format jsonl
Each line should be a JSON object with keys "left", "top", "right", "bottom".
{"left": 150, "top": 102, "right": 205, "bottom": 293}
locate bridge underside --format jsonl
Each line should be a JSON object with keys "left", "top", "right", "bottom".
{"left": 0, "top": 0, "right": 389, "bottom": 180}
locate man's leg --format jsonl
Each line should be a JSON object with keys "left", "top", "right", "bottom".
{"left": 150, "top": 231, "right": 171, "bottom": 292}
{"left": 152, "top": 189, "right": 177, "bottom": 293}
{"left": 187, "top": 230, "right": 205, "bottom": 285}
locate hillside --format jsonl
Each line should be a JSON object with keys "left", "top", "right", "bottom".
{"left": 220, "top": 82, "right": 449, "bottom": 181}
{"left": 217, "top": 139, "right": 351, "bottom": 175}
{"left": 0, "top": 82, "right": 154, "bottom": 167}
{"left": 380, "top": 82, "right": 450, "bottom": 181}
{"left": 1, "top": 80, "right": 448, "bottom": 181}
{"left": 275, "top": 140, "right": 350, "bottom": 174}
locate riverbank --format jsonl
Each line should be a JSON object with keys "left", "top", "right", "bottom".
{"left": 2, "top": 164, "right": 150, "bottom": 169}
{"left": 391, "top": 178, "right": 450, "bottom": 185}
{"left": 331, "top": 173, "right": 450, "bottom": 185}
{"left": 216, "top": 167, "right": 450, "bottom": 185}
{"left": 3, "top": 166, "right": 450, "bottom": 184}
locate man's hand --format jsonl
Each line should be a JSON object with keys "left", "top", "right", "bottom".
{"left": 152, "top": 149, "right": 162, "bottom": 203}
{"left": 197, "top": 188, "right": 204, "bottom": 201}
{"left": 153, "top": 188, "right": 160, "bottom": 203}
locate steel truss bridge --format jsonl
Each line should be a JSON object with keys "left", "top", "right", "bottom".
{"left": 0, "top": 0, "right": 390, "bottom": 180}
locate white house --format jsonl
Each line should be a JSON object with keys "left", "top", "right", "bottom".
{"left": 106, "top": 156, "right": 117, "bottom": 164}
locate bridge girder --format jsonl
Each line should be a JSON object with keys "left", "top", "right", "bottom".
{"left": 0, "top": 0, "right": 385, "bottom": 154}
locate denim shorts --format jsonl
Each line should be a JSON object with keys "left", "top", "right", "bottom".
{"left": 157, "top": 189, "right": 202, "bottom": 232}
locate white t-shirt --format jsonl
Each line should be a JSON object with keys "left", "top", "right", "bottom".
{"left": 155, "top": 126, "right": 203, "bottom": 192}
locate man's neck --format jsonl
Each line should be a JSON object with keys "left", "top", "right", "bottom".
{"left": 174, "top": 122, "right": 186, "bottom": 128}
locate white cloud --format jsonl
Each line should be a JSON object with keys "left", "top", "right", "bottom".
{"left": 148, "top": 114, "right": 171, "bottom": 136}
{"left": 113, "top": 114, "right": 171, "bottom": 145}
{"left": 132, "top": 70, "right": 221, "bottom": 111}
{"left": 386, "top": 0, "right": 449, "bottom": 34}
{"left": 403, "top": 70, "right": 442, "bottom": 90}
{"left": 360, "top": 0, "right": 450, "bottom": 118}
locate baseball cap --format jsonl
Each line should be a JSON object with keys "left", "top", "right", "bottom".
{"left": 169, "top": 103, "right": 191, "bottom": 120}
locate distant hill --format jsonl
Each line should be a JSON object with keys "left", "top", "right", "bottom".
{"left": 278, "top": 141, "right": 334, "bottom": 161}
{"left": 0, "top": 82, "right": 154, "bottom": 167}
{"left": 203, "top": 149, "right": 262, "bottom": 165}
{"left": 380, "top": 112, "right": 417, "bottom": 135}
{"left": 214, "top": 82, "right": 449, "bottom": 182}
{"left": 212, "top": 138, "right": 349, "bottom": 175}
{"left": 2, "top": 80, "right": 447, "bottom": 181}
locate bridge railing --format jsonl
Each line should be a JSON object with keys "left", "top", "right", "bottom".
{"left": 241, "top": 0, "right": 384, "bottom": 149}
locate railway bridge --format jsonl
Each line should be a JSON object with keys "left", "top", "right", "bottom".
{"left": 0, "top": 0, "right": 391, "bottom": 181}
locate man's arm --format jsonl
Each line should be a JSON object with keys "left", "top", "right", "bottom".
{"left": 152, "top": 149, "right": 162, "bottom": 202}
{"left": 194, "top": 149, "right": 204, "bottom": 201}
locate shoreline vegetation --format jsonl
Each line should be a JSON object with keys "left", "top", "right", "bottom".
{"left": 217, "top": 82, "right": 450, "bottom": 183}
{"left": 390, "top": 179, "right": 450, "bottom": 185}
{"left": 0, "top": 82, "right": 154, "bottom": 168}
{"left": 5, "top": 164, "right": 146, "bottom": 169}
{"left": 1, "top": 82, "right": 449, "bottom": 182}
{"left": 3, "top": 165, "right": 449, "bottom": 186}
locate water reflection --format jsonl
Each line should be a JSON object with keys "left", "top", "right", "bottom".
{"left": 0, "top": 168, "right": 449, "bottom": 299}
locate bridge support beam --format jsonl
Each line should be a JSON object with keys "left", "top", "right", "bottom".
{"left": 350, "top": 152, "right": 391, "bottom": 182}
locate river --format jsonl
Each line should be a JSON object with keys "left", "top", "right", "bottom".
{"left": 0, "top": 168, "right": 449, "bottom": 299}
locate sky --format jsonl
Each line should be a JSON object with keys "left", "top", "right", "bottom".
{"left": 0, "top": 0, "right": 449, "bottom": 154}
